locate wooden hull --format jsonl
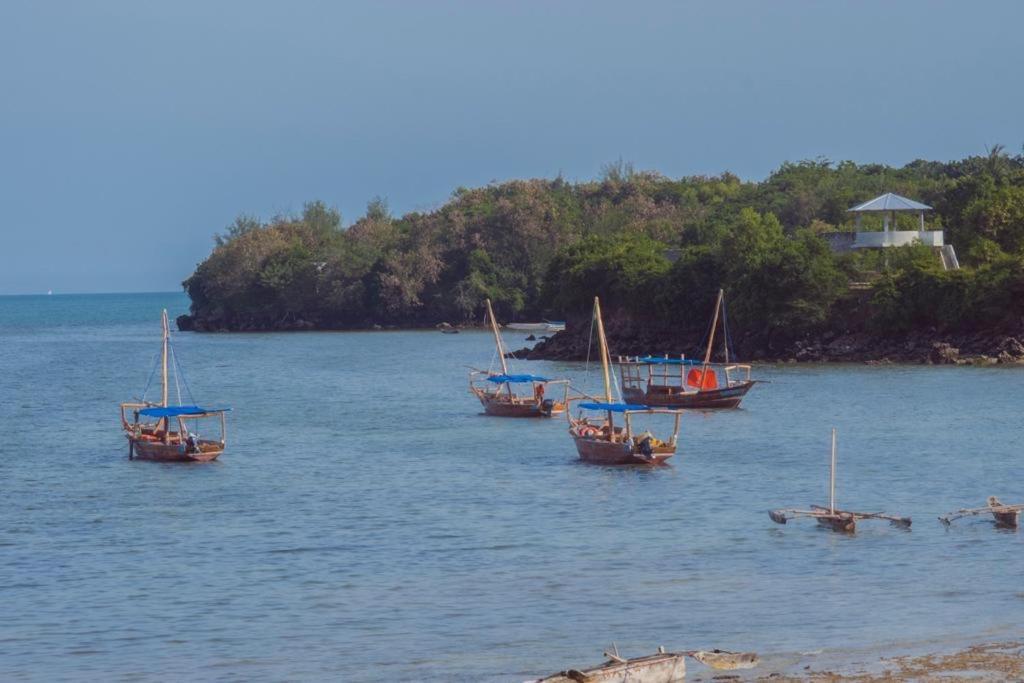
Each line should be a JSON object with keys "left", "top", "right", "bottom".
{"left": 815, "top": 512, "right": 856, "bottom": 533}
{"left": 624, "top": 381, "right": 755, "bottom": 409}
{"left": 129, "top": 436, "right": 223, "bottom": 463}
{"left": 536, "top": 652, "right": 685, "bottom": 683}
{"left": 990, "top": 497, "right": 1020, "bottom": 527}
{"left": 476, "top": 392, "right": 565, "bottom": 418}
{"left": 571, "top": 434, "right": 674, "bottom": 466}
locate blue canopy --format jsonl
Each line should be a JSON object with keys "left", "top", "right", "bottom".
{"left": 637, "top": 356, "right": 701, "bottom": 365}
{"left": 137, "top": 405, "right": 228, "bottom": 418}
{"left": 485, "top": 374, "right": 550, "bottom": 384}
{"left": 579, "top": 402, "right": 649, "bottom": 412}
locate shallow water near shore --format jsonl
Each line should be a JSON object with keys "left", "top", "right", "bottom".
{"left": 2, "top": 292, "right": 1023, "bottom": 681}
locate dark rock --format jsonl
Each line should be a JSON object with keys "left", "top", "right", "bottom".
{"left": 929, "top": 342, "right": 960, "bottom": 365}
{"left": 997, "top": 336, "right": 1024, "bottom": 362}
{"left": 175, "top": 314, "right": 195, "bottom": 331}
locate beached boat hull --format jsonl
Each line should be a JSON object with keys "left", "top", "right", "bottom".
{"left": 535, "top": 652, "right": 686, "bottom": 683}
{"left": 571, "top": 434, "right": 674, "bottom": 466}
{"left": 475, "top": 391, "right": 565, "bottom": 418}
{"left": 624, "top": 380, "right": 755, "bottom": 409}
{"left": 129, "top": 436, "right": 223, "bottom": 463}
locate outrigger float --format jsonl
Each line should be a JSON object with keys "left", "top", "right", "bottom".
{"left": 619, "top": 289, "right": 755, "bottom": 409}
{"left": 531, "top": 645, "right": 758, "bottom": 683}
{"left": 469, "top": 299, "right": 569, "bottom": 417}
{"left": 120, "top": 310, "right": 229, "bottom": 462}
{"left": 568, "top": 297, "right": 682, "bottom": 466}
{"left": 940, "top": 496, "right": 1023, "bottom": 528}
{"left": 769, "top": 429, "right": 911, "bottom": 533}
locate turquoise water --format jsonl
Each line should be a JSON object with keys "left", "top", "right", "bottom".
{"left": 2, "top": 293, "right": 1023, "bottom": 681}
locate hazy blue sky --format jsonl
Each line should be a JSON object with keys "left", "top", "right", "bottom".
{"left": 1, "top": 1, "right": 1022, "bottom": 294}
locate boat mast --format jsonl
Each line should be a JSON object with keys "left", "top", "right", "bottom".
{"left": 593, "top": 297, "right": 613, "bottom": 402}
{"left": 485, "top": 299, "right": 509, "bottom": 375}
{"left": 829, "top": 428, "right": 837, "bottom": 513}
{"left": 593, "top": 296, "right": 616, "bottom": 432}
{"left": 485, "top": 299, "right": 513, "bottom": 397}
{"left": 161, "top": 309, "right": 169, "bottom": 408}
{"left": 700, "top": 288, "right": 724, "bottom": 389}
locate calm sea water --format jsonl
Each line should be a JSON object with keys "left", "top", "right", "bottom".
{"left": 2, "top": 292, "right": 1023, "bottom": 681}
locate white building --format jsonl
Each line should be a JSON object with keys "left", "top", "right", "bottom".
{"left": 824, "top": 192, "right": 959, "bottom": 269}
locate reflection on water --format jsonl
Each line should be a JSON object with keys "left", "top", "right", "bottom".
{"left": 1, "top": 293, "right": 1023, "bottom": 681}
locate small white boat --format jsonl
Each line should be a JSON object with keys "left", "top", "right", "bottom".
{"left": 505, "top": 321, "right": 566, "bottom": 333}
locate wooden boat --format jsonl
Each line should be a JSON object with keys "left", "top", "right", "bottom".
{"left": 568, "top": 297, "right": 682, "bottom": 466}
{"left": 119, "top": 310, "right": 229, "bottom": 462}
{"left": 469, "top": 299, "right": 569, "bottom": 417}
{"left": 940, "top": 496, "right": 1023, "bottom": 528}
{"left": 619, "top": 289, "right": 755, "bottom": 409}
{"left": 769, "top": 429, "right": 911, "bottom": 533}
{"left": 506, "top": 321, "right": 566, "bottom": 333}
{"left": 531, "top": 646, "right": 758, "bottom": 683}
{"left": 533, "top": 650, "right": 685, "bottom": 683}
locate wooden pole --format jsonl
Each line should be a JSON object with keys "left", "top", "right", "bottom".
{"left": 593, "top": 296, "right": 614, "bottom": 431}
{"left": 160, "top": 309, "right": 170, "bottom": 444}
{"left": 485, "top": 299, "right": 509, "bottom": 375}
{"left": 830, "top": 428, "right": 837, "bottom": 514}
{"left": 700, "top": 289, "right": 724, "bottom": 389}
{"left": 161, "top": 309, "right": 169, "bottom": 408}
{"left": 594, "top": 297, "right": 613, "bottom": 403}
{"left": 485, "top": 299, "right": 513, "bottom": 399}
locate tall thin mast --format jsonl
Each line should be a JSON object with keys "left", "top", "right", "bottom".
{"left": 485, "top": 299, "right": 509, "bottom": 375}
{"left": 829, "top": 428, "right": 837, "bottom": 514}
{"left": 593, "top": 297, "right": 613, "bottom": 402}
{"left": 700, "top": 288, "right": 724, "bottom": 388}
{"left": 161, "top": 309, "right": 169, "bottom": 408}
{"left": 485, "top": 299, "right": 513, "bottom": 398}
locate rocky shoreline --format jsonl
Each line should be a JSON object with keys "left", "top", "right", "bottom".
{"left": 514, "top": 313, "right": 1024, "bottom": 366}
{"left": 179, "top": 311, "right": 1024, "bottom": 366}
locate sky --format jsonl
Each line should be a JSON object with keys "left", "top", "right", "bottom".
{"left": 1, "top": 1, "right": 1022, "bottom": 295}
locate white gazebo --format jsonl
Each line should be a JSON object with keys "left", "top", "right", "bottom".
{"left": 847, "top": 192, "right": 941, "bottom": 248}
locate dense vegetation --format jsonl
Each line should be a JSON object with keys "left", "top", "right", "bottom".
{"left": 181, "top": 149, "right": 1024, "bottom": 355}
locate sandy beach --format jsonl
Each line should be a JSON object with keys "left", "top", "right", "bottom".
{"left": 683, "top": 639, "right": 1024, "bottom": 682}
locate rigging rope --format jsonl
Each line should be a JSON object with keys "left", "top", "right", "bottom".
{"left": 722, "top": 296, "right": 734, "bottom": 363}
{"left": 169, "top": 343, "right": 183, "bottom": 406}
{"left": 168, "top": 340, "right": 197, "bottom": 406}
{"left": 140, "top": 350, "right": 160, "bottom": 403}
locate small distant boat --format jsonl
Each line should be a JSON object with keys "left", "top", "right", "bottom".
{"left": 505, "top": 321, "right": 566, "bottom": 333}
{"left": 940, "top": 496, "right": 1023, "bottom": 528}
{"left": 530, "top": 646, "right": 758, "bottom": 683}
{"left": 620, "top": 289, "right": 755, "bottom": 409}
{"left": 119, "top": 310, "right": 229, "bottom": 462}
{"left": 469, "top": 299, "right": 569, "bottom": 417}
{"left": 769, "top": 429, "right": 911, "bottom": 533}
{"left": 568, "top": 297, "right": 682, "bottom": 466}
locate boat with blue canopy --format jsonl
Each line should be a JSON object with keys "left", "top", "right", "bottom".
{"left": 619, "top": 289, "right": 756, "bottom": 409}
{"left": 568, "top": 297, "right": 682, "bottom": 466}
{"left": 469, "top": 299, "right": 569, "bottom": 417}
{"left": 119, "top": 310, "right": 230, "bottom": 462}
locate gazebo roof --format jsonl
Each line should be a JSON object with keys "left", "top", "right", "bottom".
{"left": 848, "top": 192, "right": 932, "bottom": 213}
